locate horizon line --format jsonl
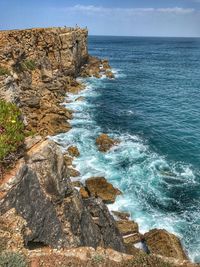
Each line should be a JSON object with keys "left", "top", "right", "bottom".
{"left": 89, "top": 34, "right": 200, "bottom": 38}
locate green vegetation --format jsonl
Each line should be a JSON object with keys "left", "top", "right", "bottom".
{"left": 0, "top": 100, "right": 25, "bottom": 164}
{"left": 91, "top": 254, "right": 105, "bottom": 264}
{"left": 0, "top": 65, "right": 10, "bottom": 76}
{"left": 21, "top": 59, "right": 36, "bottom": 71}
{"left": 0, "top": 252, "right": 27, "bottom": 267}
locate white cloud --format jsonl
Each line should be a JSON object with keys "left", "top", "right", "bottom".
{"left": 69, "top": 5, "right": 195, "bottom": 16}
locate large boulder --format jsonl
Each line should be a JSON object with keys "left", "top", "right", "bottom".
{"left": 85, "top": 177, "right": 121, "bottom": 204}
{"left": 96, "top": 133, "right": 118, "bottom": 152}
{"left": 144, "top": 229, "right": 188, "bottom": 260}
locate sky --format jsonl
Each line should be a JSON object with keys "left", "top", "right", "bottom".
{"left": 0, "top": 0, "right": 200, "bottom": 37}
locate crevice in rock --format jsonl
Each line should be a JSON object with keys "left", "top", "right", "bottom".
{"left": 26, "top": 240, "right": 48, "bottom": 250}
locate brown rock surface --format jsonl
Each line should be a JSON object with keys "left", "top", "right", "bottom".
{"left": 80, "top": 187, "right": 90, "bottom": 199}
{"left": 116, "top": 221, "right": 139, "bottom": 236}
{"left": 112, "top": 211, "right": 130, "bottom": 221}
{"left": 85, "top": 177, "right": 121, "bottom": 204}
{"left": 67, "top": 167, "right": 80, "bottom": 177}
{"left": 67, "top": 145, "right": 80, "bottom": 157}
{"left": 0, "top": 27, "right": 88, "bottom": 137}
{"left": 116, "top": 220, "right": 142, "bottom": 247}
{"left": 96, "top": 133, "right": 119, "bottom": 152}
{"left": 144, "top": 229, "right": 188, "bottom": 260}
{"left": 80, "top": 56, "right": 115, "bottom": 79}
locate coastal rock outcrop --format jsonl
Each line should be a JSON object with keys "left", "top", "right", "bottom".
{"left": 0, "top": 26, "right": 198, "bottom": 267}
{"left": 0, "top": 140, "right": 125, "bottom": 252}
{"left": 80, "top": 56, "right": 115, "bottom": 79}
{"left": 144, "top": 229, "right": 188, "bottom": 260}
{"left": 85, "top": 177, "right": 121, "bottom": 204}
{"left": 67, "top": 145, "right": 80, "bottom": 157}
{"left": 96, "top": 133, "right": 119, "bottom": 152}
{"left": 0, "top": 27, "right": 88, "bottom": 136}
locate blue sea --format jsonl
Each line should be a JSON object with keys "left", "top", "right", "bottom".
{"left": 54, "top": 36, "right": 200, "bottom": 262}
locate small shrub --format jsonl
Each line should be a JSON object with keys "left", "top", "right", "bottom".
{"left": 0, "top": 100, "right": 25, "bottom": 165}
{"left": 21, "top": 59, "right": 36, "bottom": 71}
{"left": 91, "top": 254, "right": 105, "bottom": 264}
{"left": 0, "top": 252, "right": 27, "bottom": 267}
{"left": 0, "top": 65, "right": 10, "bottom": 76}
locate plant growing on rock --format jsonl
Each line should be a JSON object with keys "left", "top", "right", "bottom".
{"left": 0, "top": 65, "right": 10, "bottom": 76}
{"left": 91, "top": 254, "right": 105, "bottom": 264}
{"left": 0, "top": 100, "right": 25, "bottom": 171}
{"left": 21, "top": 59, "right": 36, "bottom": 71}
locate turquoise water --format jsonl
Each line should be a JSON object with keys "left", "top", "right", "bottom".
{"left": 54, "top": 36, "right": 200, "bottom": 262}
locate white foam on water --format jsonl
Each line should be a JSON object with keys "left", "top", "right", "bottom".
{"left": 52, "top": 76, "right": 200, "bottom": 263}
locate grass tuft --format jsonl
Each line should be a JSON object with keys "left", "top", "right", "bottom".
{"left": 0, "top": 65, "right": 10, "bottom": 76}
{"left": 21, "top": 59, "right": 36, "bottom": 71}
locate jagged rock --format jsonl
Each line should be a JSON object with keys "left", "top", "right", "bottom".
{"left": 144, "top": 229, "right": 188, "bottom": 260}
{"left": 80, "top": 187, "right": 90, "bottom": 199}
{"left": 84, "top": 197, "right": 125, "bottom": 252}
{"left": 116, "top": 221, "right": 139, "bottom": 236}
{"left": 112, "top": 210, "right": 130, "bottom": 221}
{"left": 85, "top": 177, "right": 121, "bottom": 204}
{"left": 0, "top": 165, "right": 68, "bottom": 248}
{"left": 64, "top": 154, "right": 73, "bottom": 166}
{"left": 67, "top": 146, "right": 80, "bottom": 157}
{"left": 96, "top": 133, "right": 118, "bottom": 152}
{"left": 67, "top": 167, "right": 80, "bottom": 177}
{"left": 116, "top": 220, "right": 142, "bottom": 248}
{"left": 27, "top": 139, "right": 72, "bottom": 202}
{"left": 0, "top": 140, "right": 125, "bottom": 252}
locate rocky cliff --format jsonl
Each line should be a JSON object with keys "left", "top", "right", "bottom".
{"left": 0, "top": 27, "right": 199, "bottom": 267}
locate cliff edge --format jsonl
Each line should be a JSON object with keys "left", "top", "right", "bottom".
{"left": 0, "top": 27, "right": 199, "bottom": 267}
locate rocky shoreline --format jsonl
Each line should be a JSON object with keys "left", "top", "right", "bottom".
{"left": 0, "top": 27, "right": 199, "bottom": 266}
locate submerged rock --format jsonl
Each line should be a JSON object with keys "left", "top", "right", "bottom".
{"left": 144, "top": 229, "right": 188, "bottom": 260}
{"left": 96, "top": 133, "right": 119, "bottom": 152}
{"left": 85, "top": 177, "right": 121, "bottom": 204}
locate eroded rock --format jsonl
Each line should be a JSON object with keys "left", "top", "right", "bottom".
{"left": 144, "top": 229, "right": 188, "bottom": 260}
{"left": 85, "top": 177, "right": 121, "bottom": 204}
{"left": 84, "top": 197, "right": 125, "bottom": 252}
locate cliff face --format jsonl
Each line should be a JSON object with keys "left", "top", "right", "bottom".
{"left": 0, "top": 28, "right": 88, "bottom": 136}
{"left": 0, "top": 27, "right": 88, "bottom": 76}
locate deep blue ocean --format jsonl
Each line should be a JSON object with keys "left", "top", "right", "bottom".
{"left": 54, "top": 36, "right": 200, "bottom": 262}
